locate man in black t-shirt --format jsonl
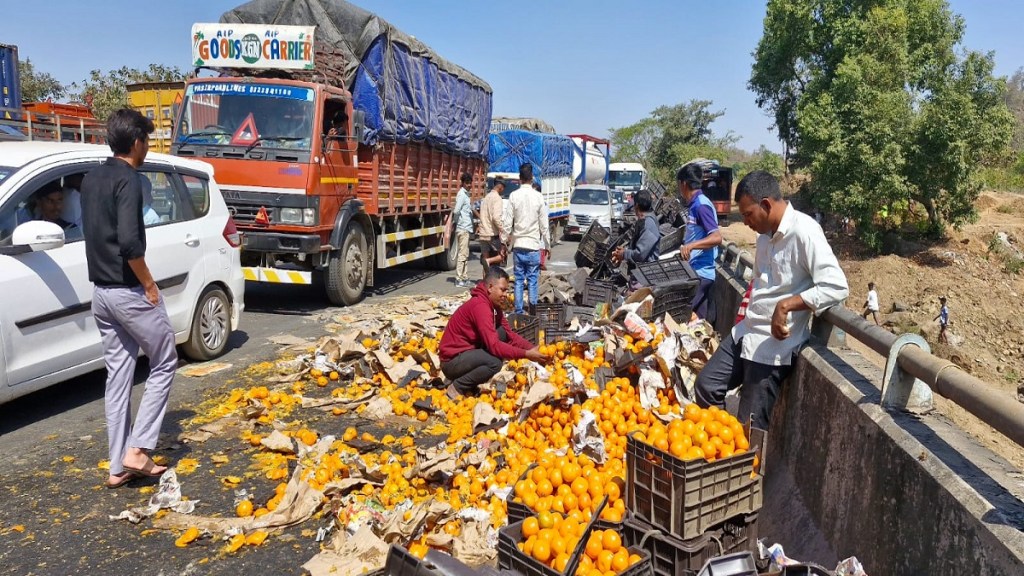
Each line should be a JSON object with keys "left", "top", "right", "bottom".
{"left": 81, "top": 108, "right": 177, "bottom": 489}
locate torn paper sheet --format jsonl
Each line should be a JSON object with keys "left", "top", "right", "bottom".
{"left": 405, "top": 446, "right": 458, "bottom": 482}
{"left": 638, "top": 368, "right": 666, "bottom": 411}
{"left": 154, "top": 465, "right": 325, "bottom": 534}
{"left": 260, "top": 430, "right": 298, "bottom": 455}
{"left": 110, "top": 470, "right": 196, "bottom": 523}
{"left": 385, "top": 356, "right": 424, "bottom": 386}
{"left": 301, "top": 388, "right": 374, "bottom": 410}
{"left": 453, "top": 520, "right": 498, "bottom": 566}
{"left": 379, "top": 498, "right": 455, "bottom": 544}
{"left": 472, "top": 402, "right": 506, "bottom": 432}
{"left": 571, "top": 410, "right": 607, "bottom": 465}
{"left": 516, "top": 380, "right": 556, "bottom": 419}
{"left": 303, "top": 524, "right": 390, "bottom": 576}
{"left": 362, "top": 395, "right": 394, "bottom": 420}
{"left": 179, "top": 362, "right": 232, "bottom": 378}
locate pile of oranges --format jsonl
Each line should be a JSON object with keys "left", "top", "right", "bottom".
{"left": 636, "top": 403, "right": 750, "bottom": 462}
{"left": 180, "top": 304, "right": 727, "bottom": 564}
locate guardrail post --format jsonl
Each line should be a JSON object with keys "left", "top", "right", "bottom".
{"left": 882, "top": 334, "right": 934, "bottom": 413}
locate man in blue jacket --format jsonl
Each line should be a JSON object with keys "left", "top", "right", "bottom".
{"left": 677, "top": 163, "right": 723, "bottom": 321}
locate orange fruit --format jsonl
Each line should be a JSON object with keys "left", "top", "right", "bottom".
{"left": 537, "top": 479, "right": 554, "bottom": 498}
{"left": 552, "top": 536, "right": 568, "bottom": 556}
{"left": 597, "top": 549, "right": 615, "bottom": 572}
{"left": 701, "top": 442, "right": 718, "bottom": 460}
{"left": 537, "top": 511, "right": 555, "bottom": 530}
{"left": 611, "top": 549, "right": 630, "bottom": 572}
{"left": 571, "top": 477, "right": 589, "bottom": 496}
{"left": 585, "top": 534, "right": 603, "bottom": 560}
{"left": 522, "top": 516, "right": 540, "bottom": 538}
{"left": 235, "top": 500, "right": 253, "bottom": 517}
{"left": 533, "top": 539, "right": 552, "bottom": 563}
{"left": 554, "top": 554, "right": 571, "bottom": 572}
{"left": 685, "top": 446, "right": 705, "bottom": 460}
{"left": 601, "top": 530, "right": 621, "bottom": 554}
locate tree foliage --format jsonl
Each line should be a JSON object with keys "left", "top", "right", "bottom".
{"left": 750, "top": 0, "right": 1014, "bottom": 245}
{"left": 75, "top": 64, "right": 186, "bottom": 121}
{"left": 1006, "top": 68, "right": 1024, "bottom": 153}
{"left": 17, "top": 59, "right": 67, "bottom": 102}
{"left": 609, "top": 100, "right": 736, "bottom": 183}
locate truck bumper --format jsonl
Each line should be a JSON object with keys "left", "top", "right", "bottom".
{"left": 241, "top": 231, "right": 322, "bottom": 253}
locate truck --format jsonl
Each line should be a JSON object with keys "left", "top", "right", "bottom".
{"left": 486, "top": 129, "right": 573, "bottom": 239}
{"left": 0, "top": 44, "right": 21, "bottom": 122}
{"left": 172, "top": 1, "right": 492, "bottom": 305}
{"left": 607, "top": 162, "right": 647, "bottom": 202}
{"left": 569, "top": 134, "right": 609, "bottom": 185}
{"left": 686, "top": 158, "right": 734, "bottom": 219}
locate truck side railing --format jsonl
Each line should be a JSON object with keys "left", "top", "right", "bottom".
{"left": 717, "top": 241, "right": 1024, "bottom": 449}
{"left": 0, "top": 109, "right": 106, "bottom": 144}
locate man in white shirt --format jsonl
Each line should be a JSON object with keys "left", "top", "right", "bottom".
{"left": 476, "top": 177, "right": 506, "bottom": 278}
{"left": 502, "top": 164, "right": 550, "bottom": 314}
{"left": 862, "top": 282, "right": 880, "bottom": 325}
{"left": 694, "top": 171, "right": 849, "bottom": 430}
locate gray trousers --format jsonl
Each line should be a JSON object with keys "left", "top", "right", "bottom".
{"left": 92, "top": 286, "right": 177, "bottom": 475}
{"left": 694, "top": 332, "right": 792, "bottom": 430}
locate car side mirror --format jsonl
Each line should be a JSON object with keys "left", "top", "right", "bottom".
{"left": 4, "top": 221, "right": 66, "bottom": 254}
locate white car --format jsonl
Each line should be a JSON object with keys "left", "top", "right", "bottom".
{"left": 565, "top": 184, "right": 623, "bottom": 238}
{"left": 0, "top": 142, "right": 245, "bottom": 404}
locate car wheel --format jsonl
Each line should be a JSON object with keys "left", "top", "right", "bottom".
{"left": 181, "top": 286, "right": 231, "bottom": 361}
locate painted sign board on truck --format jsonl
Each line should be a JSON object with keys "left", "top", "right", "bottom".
{"left": 191, "top": 23, "right": 315, "bottom": 70}
{"left": 0, "top": 44, "right": 22, "bottom": 120}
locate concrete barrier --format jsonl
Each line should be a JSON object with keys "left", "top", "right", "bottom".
{"left": 713, "top": 251, "right": 1024, "bottom": 575}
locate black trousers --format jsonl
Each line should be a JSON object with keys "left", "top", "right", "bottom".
{"left": 694, "top": 332, "right": 792, "bottom": 430}
{"left": 691, "top": 277, "right": 716, "bottom": 324}
{"left": 441, "top": 327, "right": 508, "bottom": 394}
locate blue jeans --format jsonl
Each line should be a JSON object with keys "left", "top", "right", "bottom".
{"left": 513, "top": 248, "right": 541, "bottom": 314}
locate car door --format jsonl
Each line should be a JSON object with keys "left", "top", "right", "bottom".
{"left": 0, "top": 161, "right": 102, "bottom": 389}
{"left": 136, "top": 165, "right": 206, "bottom": 340}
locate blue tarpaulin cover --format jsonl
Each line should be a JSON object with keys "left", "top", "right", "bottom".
{"left": 488, "top": 130, "right": 573, "bottom": 178}
{"left": 221, "top": 0, "right": 493, "bottom": 158}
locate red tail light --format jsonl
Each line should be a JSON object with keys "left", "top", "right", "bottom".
{"left": 223, "top": 216, "right": 242, "bottom": 248}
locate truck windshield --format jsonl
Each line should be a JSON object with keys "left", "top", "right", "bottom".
{"left": 175, "top": 82, "right": 315, "bottom": 151}
{"left": 571, "top": 188, "right": 609, "bottom": 205}
{"left": 608, "top": 170, "right": 644, "bottom": 187}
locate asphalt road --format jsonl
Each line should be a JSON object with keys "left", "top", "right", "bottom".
{"left": 0, "top": 238, "right": 580, "bottom": 576}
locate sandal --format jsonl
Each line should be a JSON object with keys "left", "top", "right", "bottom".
{"left": 122, "top": 458, "right": 167, "bottom": 478}
{"left": 105, "top": 471, "right": 138, "bottom": 489}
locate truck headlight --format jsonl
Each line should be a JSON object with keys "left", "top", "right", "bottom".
{"left": 280, "top": 208, "right": 303, "bottom": 224}
{"left": 279, "top": 208, "right": 317, "bottom": 225}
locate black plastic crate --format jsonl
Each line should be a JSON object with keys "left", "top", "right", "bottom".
{"left": 633, "top": 255, "right": 699, "bottom": 287}
{"left": 498, "top": 501, "right": 607, "bottom": 576}
{"left": 543, "top": 330, "right": 577, "bottom": 345}
{"left": 385, "top": 545, "right": 439, "bottom": 576}
{"left": 580, "top": 278, "right": 619, "bottom": 307}
{"left": 658, "top": 226, "right": 684, "bottom": 254}
{"left": 576, "top": 222, "right": 612, "bottom": 267}
{"left": 625, "top": 432, "right": 764, "bottom": 541}
{"left": 533, "top": 303, "right": 565, "bottom": 332}
{"left": 509, "top": 314, "right": 540, "bottom": 346}
{"left": 648, "top": 279, "right": 700, "bottom": 323}
{"left": 622, "top": 516, "right": 723, "bottom": 576}
{"left": 717, "top": 512, "right": 758, "bottom": 554}
{"left": 563, "top": 305, "right": 596, "bottom": 328}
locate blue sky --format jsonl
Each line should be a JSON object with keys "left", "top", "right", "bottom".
{"left": 2, "top": 0, "right": 1022, "bottom": 152}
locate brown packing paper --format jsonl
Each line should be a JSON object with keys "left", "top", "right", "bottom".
{"left": 362, "top": 395, "right": 394, "bottom": 420}
{"left": 260, "top": 430, "right": 298, "bottom": 454}
{"left": 453, "top": 520, "right": 497, "bottom": 566}
{"left": 301, "top": 388, "right": 375, "bottom": 409}
{"left": 302, "top": 525, "right": 390, "bottom": 576}
{"left": 471, "top": 401, "right": 504, "bottom": 431}
{"left": 379, "top": 498, "right": 455, "bottom": 543}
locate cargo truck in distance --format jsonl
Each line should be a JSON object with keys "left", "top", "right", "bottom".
{"left": 172, "top": 1, "right": 492, "bottom": 305}
{"left": 607, "top": 162, "right": 647, "bottom": 203}
{"left": 487, "top": 129, "right": 574, "bottom": 240}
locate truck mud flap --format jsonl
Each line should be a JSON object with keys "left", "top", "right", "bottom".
{"left": 242, "top": 267, "right": 312, "bottom": 284}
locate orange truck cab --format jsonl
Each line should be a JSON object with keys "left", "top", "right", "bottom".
{"left": 173, "top": 15, "right": 491, "bottom": 305}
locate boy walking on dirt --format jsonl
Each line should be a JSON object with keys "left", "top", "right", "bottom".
{"left": 862, "top": 282, "right": 880, "bottom": 325}
{"left": 934, "top": 296, "right": 949, "bottom": 343}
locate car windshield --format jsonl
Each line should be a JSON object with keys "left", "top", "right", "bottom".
{"left": 0, "top": 166, "right": 14, "bottom": 184}
{"left": 174, "top": 82, "right": 316, "bottom": 151}
{"left": 609, "top": 170, "right": 644, "bottom": 187}
{"left": 571, "top": 188, "right": 609, "bottom": 205}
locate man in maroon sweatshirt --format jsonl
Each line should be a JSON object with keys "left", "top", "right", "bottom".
{"left": 440, "top": 267, "right": 549, "bottom": 397}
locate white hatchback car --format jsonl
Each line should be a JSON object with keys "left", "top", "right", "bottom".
{"left": 0, "top": 142, "right": 245, "bottom": 404}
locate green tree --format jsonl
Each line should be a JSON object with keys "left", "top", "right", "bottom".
{"left": 17, "top": 59, "right": 66, "bottom": 102}
{"left": 1005, "top": 68, "right": 1024, "bottom": 152}
{"left": 609, "top": 100, "right": 734, "bottom": 183}
{"left": 75, "top": 64, "right": 186, "bottom": 120}
{"left": 735, "top": 146, "right": 785, "bottom": 180}
{"left": 750, "top": 0, "right": 1014, "bottom": 244}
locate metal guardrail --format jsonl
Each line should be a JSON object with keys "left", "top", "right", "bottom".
{"left": 717, "top": 241, "right": 1024, "bottom": 448}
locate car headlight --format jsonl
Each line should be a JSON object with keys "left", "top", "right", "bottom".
{"left": 280, "top": 208, "right": 317, "bottom": 225}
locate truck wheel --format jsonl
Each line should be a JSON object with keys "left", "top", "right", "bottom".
{"left": 326, "top": 225, "right": 368, "bottom": 306}
{"left": 432, "top": 237, "right": 458, "bottom": 271}
{"left": 181, "top": 286, "right": 231, "bottom": 361}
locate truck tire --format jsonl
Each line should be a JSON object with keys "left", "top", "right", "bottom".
{"left": 432, "top": 237, "right": 458, "bottom": 271}
{"left": 181, "top": 286, "right": 231, "bottom": 361}
{"left": 326, "top": 225, "right": 368, "bottom": 306}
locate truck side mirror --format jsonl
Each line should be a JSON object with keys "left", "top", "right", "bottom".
{"left": 352, "top": 110, "right": 365, "bottom": 142}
